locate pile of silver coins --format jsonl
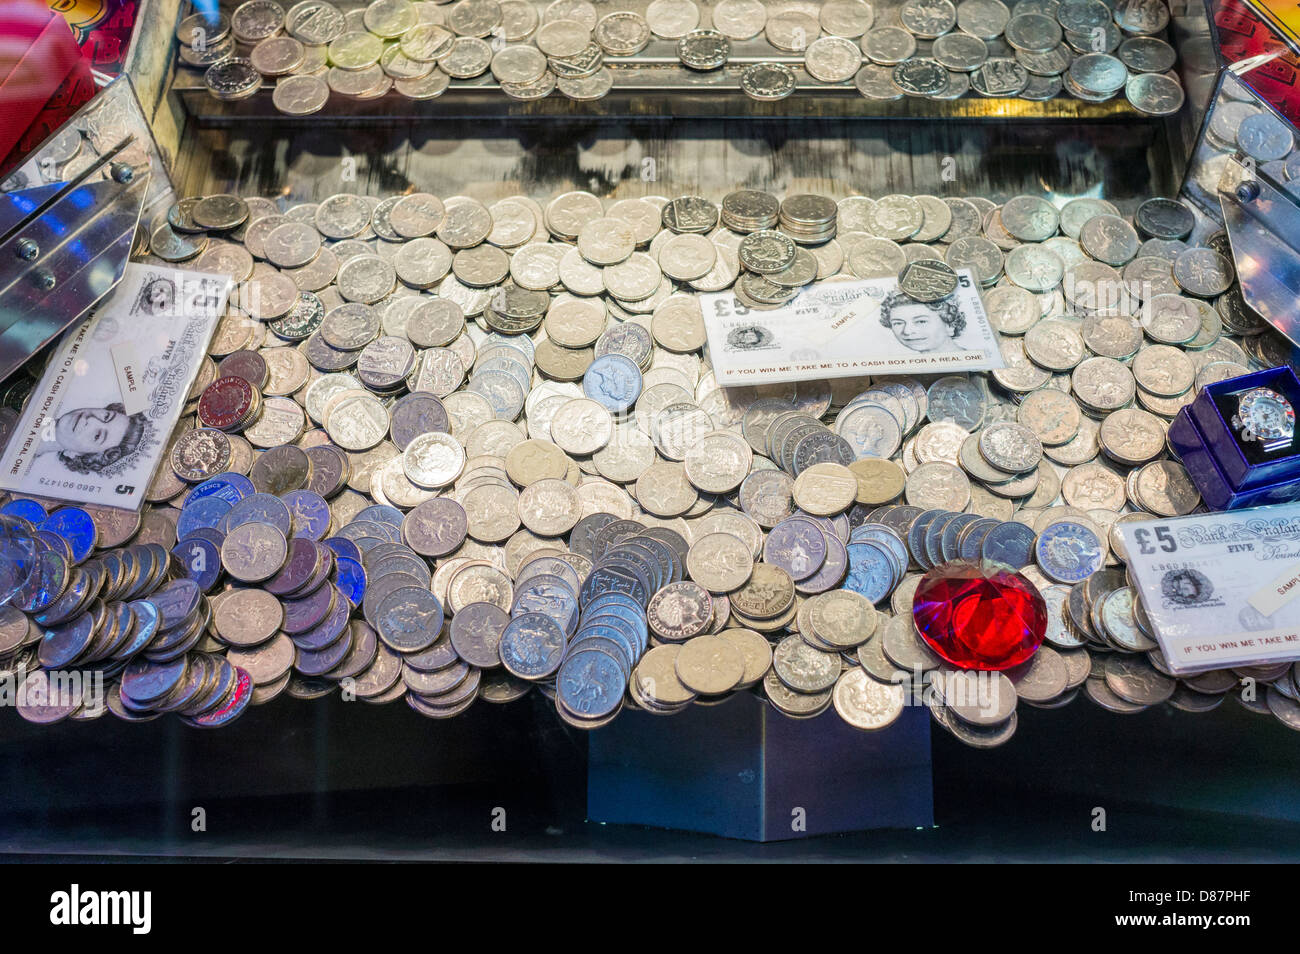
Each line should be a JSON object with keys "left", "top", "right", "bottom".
{"left": 3, "top": 180, "right": 1300, "bottom": 745}
{"left": 179, "top": 0, "right": 1184, "bottom": 112}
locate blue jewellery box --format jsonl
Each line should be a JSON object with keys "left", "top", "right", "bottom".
{"left": 1171, "top": 366, "right": 1300, "bottom": 510}
{"left": 1187, "top": 365, "right": 1300, "bottom": 492}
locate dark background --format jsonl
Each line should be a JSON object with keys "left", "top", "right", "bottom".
{"left": 2, "top": 686, "right": 1297, "bottom": 861}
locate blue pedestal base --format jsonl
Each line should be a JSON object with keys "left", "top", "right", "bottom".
{"left": 588, "top": 693, "right": 934, "bottom": 842}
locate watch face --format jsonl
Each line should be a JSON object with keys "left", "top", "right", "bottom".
{"left": 1236, "top": 388, "right": 1296, "bottom": 443}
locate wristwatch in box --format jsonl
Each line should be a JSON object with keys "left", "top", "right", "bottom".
{"left": 1231, "top": 387, "right": 1297, "bottom": 453}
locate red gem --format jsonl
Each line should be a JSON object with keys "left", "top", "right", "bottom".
{"left": 912, "top": 560, "right": 1047, "bottom": 670}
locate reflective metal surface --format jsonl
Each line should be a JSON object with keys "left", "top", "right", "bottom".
{"left": 2, "top": 76, "right": 175, "bottom": 221}
{"left": 1176, "top": 62, "right": 1300, "bottom": 347}
{"left": 0, "top": 76, "right": 175, "bottom": 385}
{"left": 0, "top": 153, "right": 151, "bottom": 385}
{"left": 1219, "top": 155, "right": 1300, "bottom": 347}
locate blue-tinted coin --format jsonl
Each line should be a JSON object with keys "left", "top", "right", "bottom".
{"left": 322, "top": 536, "right": 363, "bottom": 563}
{"left": 981, "top": 521, "right": 1037, "bottom": 569}
{"left": 592, "top": 518, "right": 649, "bottom": 558}
{"left": 517, "top": 555, "right": 583, "bottom": 593}
{"left": 35, "top": 531, "right": 74, "bottom": 564}
{"left": 608, "top": 545, "right": 663, "bottom": 593}
{"left": 118, "top": 600, "right": 161, "bottom": 659}
{"left": 354, "top": 504, "right": 404, "bottom": 529}
{"left": 556, "top": 648, "right": 625, "bottom": 718}
{"left": 2, "top": 498, "right": 47, "bottom": 523}
{"left": 31, "top": 564, "right": 92, "bottom": 627}
{"left": 585, "top": 621, "right": 650, "bottom": 665}
{"left": 581, "top": 603, "right": 647, "bottom": 648}
{"left": 223, "top": 493, "right": 292, "bottom": 535}
{"left": 172, "top": 537, "right": 222, "bottom": 592}
{"left": 845, "top": 540, "right": 897, "bottom": 603}
{"left": 940, "top": 513, "right": 983, "bottom": 562}
{"left": 97, "top": 550, "right": 124, "bottom": 593}
{"left": 582, "top": 591, "right": 645, "bottom": 626}
{"left": 189, "top": 522, "right": 227, "bottom": 545}
{"left": 117, "top": 549, "right": 150, "bottom": 602}
{"left": 1034, "top": 520, "right": 1103, "bottom": 583}
{"left": 13, "top": 549, "right": 67, "bottom": 613}
{"left": 580, "top": 611, "right": 646, "bottom": 657}
{"left": 580, "top": 563, "right": 650, "bottom": 607}
{"left": 568, "top": 629, "right": 635, "bottom": 674}
{"left": 626, "top": 535, "right": 678, "bottom": 585}
{"left": 150, "top": 578, "right": 201, "bottom": 630}
{"left": 333, "top": 556, "right": 366, "bottom": 607}
{"left": 763, "top": 516, "right": 828, "bottom": 581}
{"left": 850, "top": 524, "right": 909, "bottom": 572}
{"left": 639, "top": 525, "right": 690, "bottom": 567}
{"left": 499, "top": 613, "right": 566, "bottom": 680}
{"left": 583, "top": 353, "right": 642, "bottom": 414}
{"left": 924, "top": 512, "right": 959, "bottom": 568}
{"left": 796, "top": 531, "right": 849, "bottom": 594}
{"left": 283, "top": 489, "right": 331, "bottom": 540}
{"left": 958, "top": 518, "right": 1000, "bottom": 560}
{"left": 40, "top": 507, "right": 96, "bottom": 564}
{"left": 186, "top": 472, "right": 255, "bottom": 506}
{"left": 511, "top": 573, "right": 579, "bottom": 627}
{"left": 37, "top": 611, "right": 95, "bottom": 668}
{"left": 177, "top": 496, "right": 233, "bottom": 541}
{"left": 603, "top": 555, "right": 658, "bottom": 598}
{"left": 906, "top": 509, "right": 946, "bottom": 569}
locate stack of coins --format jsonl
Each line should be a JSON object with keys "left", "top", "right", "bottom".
{"left": 767, "top": 630, "right": 849, "bottom": 719}
{"left": 0, "top": 510, "right": 264, "bottom": 726}
{"left": 1064, "top": 51, "right": 1128, "bottom": 102}
{"left": 778, "top": 194, "right": 839, "bottom": 245}
{"left": 119, "top": 652, "right": 255, "bottom": 726}
{"left": 720, "top": 191, "right": 781, "bottom": 234}
{"left": 6, "top": 179, "right": 1300, "bottom": 743}
{"left": 198, "top": 374, "right": 265, "bottom": 432}
{"left": 550, "top": 551, "right": 655, "bottom": 724}
{"left": 178, "top": 0, "right": 1185, "bottom": 114}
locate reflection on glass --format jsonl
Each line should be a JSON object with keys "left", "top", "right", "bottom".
{"left": 0, "top": 515, "right": 38, "bottom": 606}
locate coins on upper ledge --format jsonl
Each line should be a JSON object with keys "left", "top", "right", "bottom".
{"left": 180, "top": 0, "right": 1185, "bottom": 112}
